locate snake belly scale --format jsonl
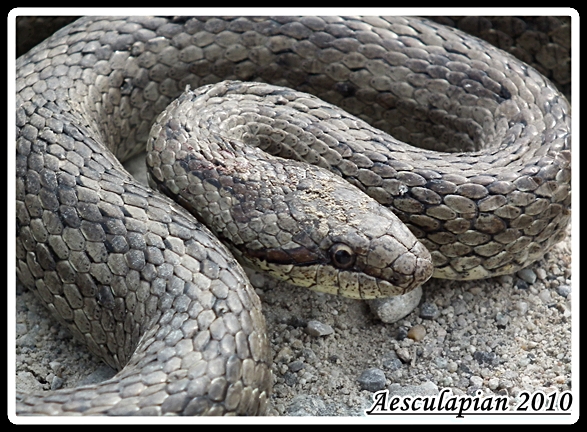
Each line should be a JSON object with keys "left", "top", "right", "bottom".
{"left": 15, "top": 16, "right": 571, "bottom": 415}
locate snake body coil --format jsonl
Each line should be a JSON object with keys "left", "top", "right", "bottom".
{"left": 15, "top": 16, "right": 571, "bottom": 415}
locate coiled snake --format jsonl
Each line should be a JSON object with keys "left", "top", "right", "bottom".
{"left": 15, "top": 16, "right": 571, "bottom": 415}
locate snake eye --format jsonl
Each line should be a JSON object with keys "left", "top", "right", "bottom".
{"left": 329, "top": 243, "right": 356, "bottom": 269}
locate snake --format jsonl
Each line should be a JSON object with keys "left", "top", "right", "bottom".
{"left": 14, "top": 16, "right": 571, "bottom": 415}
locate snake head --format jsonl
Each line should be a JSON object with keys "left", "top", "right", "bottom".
{"left": 285, "top": 172, "right": 434, "bottom": 299}
{"left": 232, "top": 167, "right": 434, "bottom": 300}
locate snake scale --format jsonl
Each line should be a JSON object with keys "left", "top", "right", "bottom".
{"left": 15, "top": 16, "right": 571, "bottom": 415}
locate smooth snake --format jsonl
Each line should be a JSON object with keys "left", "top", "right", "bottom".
{"left": 14, "top": 16, "right": 571, "bottom": 415}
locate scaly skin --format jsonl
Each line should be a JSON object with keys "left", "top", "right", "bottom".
{"left": 15, "top": 16, "right": 570, "bottom": 415}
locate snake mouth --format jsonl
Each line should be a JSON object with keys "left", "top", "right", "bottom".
{"left": 307, "top": 267, "right": 431, "bottom": 300}
{"left": 242, "top": 243, "right": 434, "bottom": 300}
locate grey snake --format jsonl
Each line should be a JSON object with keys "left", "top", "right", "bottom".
{"left": 14, "top": 16, "right": 571, "bottom": 415}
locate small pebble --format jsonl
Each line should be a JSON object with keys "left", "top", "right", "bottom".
{"left": 452, "top": 299, "right": 468, "bottom": 315}
{"left": 557, "top": 284, "right": 571, "bottom": 297}
{"left": 500, "top": 379, "right": 514, "bottom": 390}
{"left": 306, "top": 320, "right": 333, "bottom": 337}
{"left": 470, "top": 376, "right": 483, "bottom": 387}
{"left": 554, "top": 375, "right": 567, "bottom": 384}
{"left": 49, "top": 361, "right": 63, "bottom": 375}
{"left": 289, "top": 317, "right": 307, "bottom": 328}
{"left": 495, "top": 312, "right": 509, "bottom": 328}
{"left": 396, "top": 326, "right": 409, "bottom": 340}
{"left": 488, "top": 378, "right": 500, "bottom": 390}
{"left": 301, "top": 347, "right": 317, "bottom": 363}
{"left": 288, "top": 361, "right": 305, "bottom": 372}
{"left": 516, "top": 279, "right": 529, "bottom": 290}
{"left": 535, "top": 267, "right": 547, "bottom": 280}
{"left": 434, "top": 357, "right": 448, "bottom": 369}
{"left": 50, "top": 375, "right": 64, "bottom": 390}
{"left": 419, "top": 302, "right": 440, "bottom": 320}
{"left": 275, "top": 347, "right": 293, "bottom": 364}
{"left": 441, "top": 376, "right": 453, "bottom": 387}
{"left": 291, "top": 339, "right": 304, "bottom": 350}
{"left": 473, "top": 351, "right": 497, "bottom": 365}
{"left": 515, "top": 301, "right": 529, "bottom": 315}
{"left": 517, "top": 268, "right": 537, "bottom": 284}
{"left": 357, "top": 368, "right": 386, "bottom": 392}
{"left": 396, "top": 348, "right": 411, "bottom": 363}
{"left": 15, "top": 323, "right": 27, "bottom": 337}
{"left": 284, "top": 372, "right": 298, "bottom": 387}
{"left": 16, "top": 333, "right": 37, "bottom": 348}
{"left": 539, "top": 290, "right": 552, "bottom": 303}
{"left": 368, "top": 286, "right": 422, "bottom": 323}
{"left": 407, "top": 324, "right": 427, "bottom": 341}
{"left": 459, "top": 363, "right": 473, "bottom": 374}
{"left": 382, "top": 351, "right": 403, "bottom": 372}
{"left": 382, "top": 357, "right": 403, "bottom": 372}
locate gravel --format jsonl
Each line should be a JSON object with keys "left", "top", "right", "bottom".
{"left": 357, "top": 368, "right": 387, "bottom": 392}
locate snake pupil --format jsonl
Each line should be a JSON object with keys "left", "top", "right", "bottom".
{"left": 336, "top": 250, "right": 351, "bottom": 265}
